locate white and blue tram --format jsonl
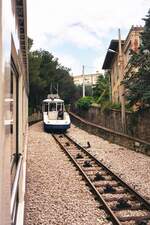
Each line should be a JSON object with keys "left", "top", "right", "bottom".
{"left": 42, "top": 95, "right": 71, "bottom": 132}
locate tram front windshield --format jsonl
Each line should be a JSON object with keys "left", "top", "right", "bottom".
{"left": 49, "top": 102, "right": 56, "bottom": 111}
{"left": 57, "top": 103, "right": 64, "bottom": 111}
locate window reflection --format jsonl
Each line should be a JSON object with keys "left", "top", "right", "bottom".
{"left": 4, "top": 68, "right": 18, "bottom": 189}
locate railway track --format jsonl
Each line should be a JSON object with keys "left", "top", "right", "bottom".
{"left": 53, "top": 133, "right": 150, "bottom": 225}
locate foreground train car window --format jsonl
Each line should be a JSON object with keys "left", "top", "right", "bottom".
{"left": 10, "top": 66, "right": 19, "bottom": 223}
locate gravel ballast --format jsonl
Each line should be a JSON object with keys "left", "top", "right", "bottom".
{"left": 24, "top": 122, "right": 110, "bottom": 225}
{"left": 68, "top": 124, "right": 150, "bottom": 201}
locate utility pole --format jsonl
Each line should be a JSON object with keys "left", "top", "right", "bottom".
{"left": 91, "top": 74, "right": 93, "bottom": 96}
{"left": 118, "top": 28, "right": 126, "bottom": 133}
{"left": 108, "top": 71, "right": 112, "bottom": 102}
{"left": 82, "top": 65, "right": 85, "bottom": 97}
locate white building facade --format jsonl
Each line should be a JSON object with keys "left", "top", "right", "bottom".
{"left": 73, "top": 73, "right": 100, "bottom": 86}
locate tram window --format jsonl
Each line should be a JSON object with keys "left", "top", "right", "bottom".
{"left": 44, "top": 103, "right": 48, "bottom": 112}
{"left": 57, "top": 103, "right": 62, "bottom": 111}
{"left": 49, "top": 103, "right": 56, "bottom": 111}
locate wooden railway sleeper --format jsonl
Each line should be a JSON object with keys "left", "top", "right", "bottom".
{"left": 111, "top": 204, "right": 148, "bottom": 211}
{"left": 117, "top": 214, "right": 150, "bottom": 223}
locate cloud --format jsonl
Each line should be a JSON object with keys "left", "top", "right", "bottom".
{"left": 28, "top": 0, "right": 149, "bottom": 47}
{"left": 55, "top": 53, "right": 82, "bottom": 75}
{"left": 27, "top": 0, "right": 149, "bottom": 73}
{"left": 60, "top": 25, "right": 102, "bottom": 49}
{"left": 93, "top": 56, "right": 106, "bottom": 74}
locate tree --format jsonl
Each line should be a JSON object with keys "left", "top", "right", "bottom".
{"left": 123, "top": 9, "right": 150, "bottom": 111}
{"left": 28, "top": 38, "right": 77, "bottom": 114}
{"left": 93, "top": 72, "right": 110, "bottom": 103}
{"left": 76, "top": 96, "right": 93, "bottom": 110}
{"left": 28, "top": 37, "right": 33, "bottom": 51}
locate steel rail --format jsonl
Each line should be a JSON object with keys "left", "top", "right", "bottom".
{"left": 53, "top": 133, "right": 150, "bottom": 225}
{"left": 53, "top": 134, "right": 122, "bottom": 225}
{"left": 65, "top": 133, "right": 150, "bottom": 209}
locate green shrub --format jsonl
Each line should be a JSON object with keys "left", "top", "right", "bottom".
{"left": 76, "top": 96, "right": 93, "bottom": 110}
{"left": 94, "top": 101, "right": 121, "bottom": 112}
{"left": 111, "top": 103, "right": 121, "bottom": 110}
{"left": 125, "top": 103, "right": 133, "bottom": 112}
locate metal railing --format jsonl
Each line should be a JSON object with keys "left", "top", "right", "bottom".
{"left": 11, "top": 154, "right": 23, "bottom": 224}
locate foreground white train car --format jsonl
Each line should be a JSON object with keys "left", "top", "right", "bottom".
{"left": 42, "top": 95, "right": 71, "bottom": 132}
{"left": 0, "top": 1, "right": 28, "bottom": 225}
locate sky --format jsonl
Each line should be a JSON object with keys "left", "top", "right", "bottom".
{"left": 27, "top": 0, "right": 150, "bottom": 75}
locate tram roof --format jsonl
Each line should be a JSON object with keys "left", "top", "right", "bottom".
{"left": 43, "top": 98, "right": 64, "bottom": 103}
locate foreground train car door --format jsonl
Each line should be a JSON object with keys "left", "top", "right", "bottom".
{"left": 0, "top": 1, "right": 28, "bottom": 225}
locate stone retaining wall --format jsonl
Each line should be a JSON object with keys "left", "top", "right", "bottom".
{"left": 71, "top": 105, "right": 150, "bottom": 143}
{"left": 69, "top": 111, "right": 150, "bottom": 156}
